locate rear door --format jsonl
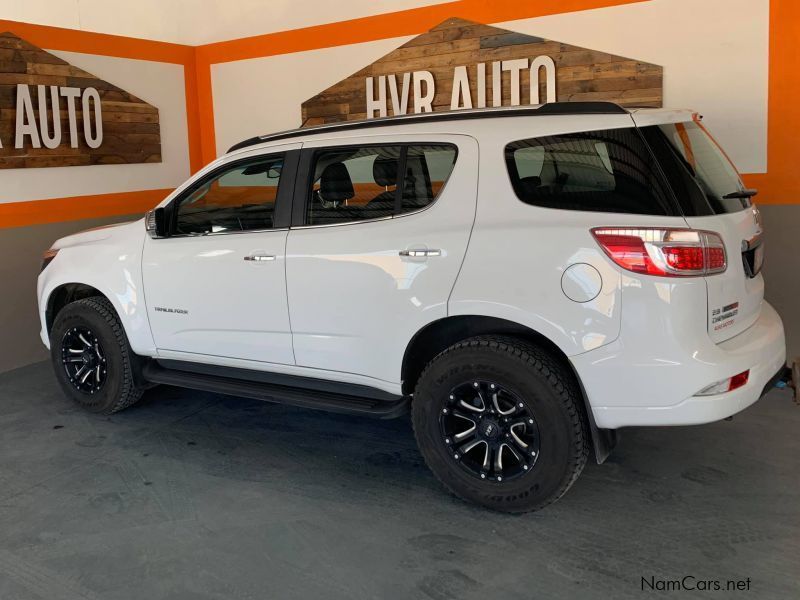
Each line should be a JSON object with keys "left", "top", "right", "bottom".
{"left": 637, "top": 116, "right": 764, "bottom": 342}
{"left": 285, "top": 135, "right": 477, "bottom": 385}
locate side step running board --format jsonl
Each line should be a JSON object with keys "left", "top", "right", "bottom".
{"left": 142, "top": 362, "right": 409, "bottom": 419}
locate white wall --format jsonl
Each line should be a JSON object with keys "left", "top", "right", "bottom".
{"left": 210, "top": 0, "right": 769, "bottom": 175}
{"left": 0, "top": 0, "right": 452, "bottom": 45}
{"left": 211, "top": 36, "right": 413, "bottom": 155}
{"left": 0, "top": 51, "right": 190, "bottom": 203}
{"left": 496, "top": 0, "right": 769, "bottom": 173}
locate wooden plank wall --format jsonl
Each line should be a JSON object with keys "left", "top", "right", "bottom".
{"left": 302, "top": 17, "right": 663, "bottom": 126}
{"left": 0, "top": 32, "right": 161, "bottom": 169}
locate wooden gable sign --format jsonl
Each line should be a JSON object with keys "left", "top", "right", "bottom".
{"left": 0, "top": 32, "right": 161, "bottom": 169}
{"left": 301, "top": 18, "right": 662, "bottom": 126}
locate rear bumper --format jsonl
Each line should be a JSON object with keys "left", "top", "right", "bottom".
{"left": 572, "top": 301, "right": 786, "bottom": 428}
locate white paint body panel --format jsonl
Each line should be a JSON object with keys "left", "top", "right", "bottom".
{"left": 286, "top": 133, "right": 477, "bottom": 385}
{"left": 141, "top": 142, "right": 301, "bottom": 364}
{"left": 141, "top": 229, "right": 294, "bottom": 363}
{"left": 37, "top": 108, "right": 786, "bottom": 430}
{"left": 37, "top": 220, "right": 157, "bottom": 356}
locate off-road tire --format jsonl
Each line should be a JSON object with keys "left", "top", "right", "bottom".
{"left": 412, "top": 335, "right": 588, "bottom": 513}
{"left": 50, "top": 296, "right": 145, "bottom": 414}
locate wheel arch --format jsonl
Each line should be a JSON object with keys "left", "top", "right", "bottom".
{"left": 401, "top": 315, "right": 616, "bottom": 463}
{"left": 46, "top": 282, "right": 106, "bottom": 335}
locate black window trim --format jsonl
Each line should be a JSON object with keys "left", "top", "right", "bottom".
{"left": 290, "top": 141, "right": 459, "bottom": 229}
{"left": 638, "top": 124, "right": 750, "bottom": 216}
{"left": 162, "top": 149, "right": 300, "bottom": 238}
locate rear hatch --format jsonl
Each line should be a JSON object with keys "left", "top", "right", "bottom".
{"left": 635, "top": 114, "right": 764, "bottom": 343}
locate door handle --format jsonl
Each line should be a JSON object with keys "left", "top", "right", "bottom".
{"left": 399, "top": 249, "right": 441, "bottom": 258}
{"left": 244, "top": 254, "right": 276, "bottom": 262}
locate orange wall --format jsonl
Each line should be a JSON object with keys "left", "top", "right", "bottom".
{"left": 1, "top": 0, "right": 798, "bottom": 230}
{"left": 0, "top": 19, "right": 202, "bottom": 228}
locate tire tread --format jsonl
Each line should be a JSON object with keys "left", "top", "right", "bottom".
{"left": 64, "top": 296, "right": 143, "bottom": 414}
{"left": 412, "top": 335, "right": 588, "bottom": 513}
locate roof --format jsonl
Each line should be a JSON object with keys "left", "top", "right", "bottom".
{"left": 227, "top": 101, "right": 631, "bottom": 153}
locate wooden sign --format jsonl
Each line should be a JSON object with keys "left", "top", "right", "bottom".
{"left": 301, "top": 18, "right": 662, "bottom": 126}
{"left": 0, "top": 32, "right": 161, "bottom": 169}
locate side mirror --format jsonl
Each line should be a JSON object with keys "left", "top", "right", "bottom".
{"left": 145, "top": 207, "right": 167, "bottom": 238}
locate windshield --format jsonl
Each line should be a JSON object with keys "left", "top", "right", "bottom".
{"left": 656, "top": 121, "right": 750, "bottom": 214}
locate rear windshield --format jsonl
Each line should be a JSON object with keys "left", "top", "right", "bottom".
{"left": 640, "top": 121, "right": 750, "bottom": 215}
{"left": 504, "top": 128, "right": 677, "bottom": 215}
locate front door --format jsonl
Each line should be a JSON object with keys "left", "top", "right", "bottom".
{"left": 285, "top": 135, "right": 478, "bottom": 385}
{"left": 142, "top": 144, "right": 300, "bottom": 365}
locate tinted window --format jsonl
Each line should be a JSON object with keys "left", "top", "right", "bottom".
{"left": 641, "top": 122, "right": 750, "bottom": 215}
{"left": 307, "top": 144, "right": 457, "bottom": 225}
{"left": 175, "top": 156, "right": 283, "bottom": 234}
{"left": 505, "top": 128, "right": 677, "bottom": 215}
{"left": 401, "top": 145, "right": 458, "bottom": 212}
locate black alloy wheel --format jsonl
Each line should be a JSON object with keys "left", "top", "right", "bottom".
{"left": 61, "top": 326, "right": 108, "bottom": 394}
{"left": 440, "top": 380, "right": 540, "bottom": 482}
{"left": 50, "top": 296, "right": 145, "bottom": 414}
{"left": 412, "top": 336, "right": 589, "bottom": 513}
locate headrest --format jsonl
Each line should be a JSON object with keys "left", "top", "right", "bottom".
{"left": 517, "top": 175, "right": 542, "bottom": 197}
{"left": 373, "top": 156, "right": 398, "bottom": 187}
{"left": 319, "top": 163, "right": 354, "bottom": 203}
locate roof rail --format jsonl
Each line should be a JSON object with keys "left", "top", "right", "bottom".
{"left": 227, "top": 102, "right": 628, "bottom": 153}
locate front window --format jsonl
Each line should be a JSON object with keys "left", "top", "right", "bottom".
{"left": 174, "top": 155, "right": 284, "bottom": 235}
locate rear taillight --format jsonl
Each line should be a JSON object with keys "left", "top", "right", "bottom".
{"left": 591, "top": 228, "right": 727, "bottom": 277}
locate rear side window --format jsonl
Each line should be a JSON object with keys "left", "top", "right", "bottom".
{"left": 505, "top": 129, "right": 677, "bottom": 215}
{"left": 307, "top": 144, "right": 457, "bottom": 226}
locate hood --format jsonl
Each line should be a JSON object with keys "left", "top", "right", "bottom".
{"left": 51, "top": 219, "right": 142, "bottom": 250}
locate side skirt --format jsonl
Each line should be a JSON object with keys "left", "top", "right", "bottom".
{"left": 142, "top": 360, "right": 409, "bottom": 419}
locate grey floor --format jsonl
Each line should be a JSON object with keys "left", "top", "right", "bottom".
{"left": 0, "top": 361, "right": 798, "bottom": 600}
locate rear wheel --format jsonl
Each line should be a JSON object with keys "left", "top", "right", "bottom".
{"left": 50, "top": 296, "right": 145, "bottom": 414}
{"left": 412, "top": 336, "right": 588, "bottom": 513}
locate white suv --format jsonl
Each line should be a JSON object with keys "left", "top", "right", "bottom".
{"left": 37, "top": 102, "right": 788, "bottom": 512}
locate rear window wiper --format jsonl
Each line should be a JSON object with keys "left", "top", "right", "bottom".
{"left": 723, "top": 188, "right": 758, "bottom": 199}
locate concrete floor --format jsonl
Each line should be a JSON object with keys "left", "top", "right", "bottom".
{"left": 0, "top": 361, "right": 798, "bottom": 600}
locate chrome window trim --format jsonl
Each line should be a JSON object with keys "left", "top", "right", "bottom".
{"left": 290, "top": 205, "right": 430, "bottom": 230}
{"left": 163, "top": 226, "right": 289, "bottom": 239}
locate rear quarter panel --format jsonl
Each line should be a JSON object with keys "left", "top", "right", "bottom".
{"left": 449, "top": 116, "right": 690, "bottom": 357}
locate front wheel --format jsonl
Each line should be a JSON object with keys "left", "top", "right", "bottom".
{"left": 412, "top": 336, "right": 588, "bottom": 513}
{"left": 50, "top": 296, "right": 145, "bottom": 414}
